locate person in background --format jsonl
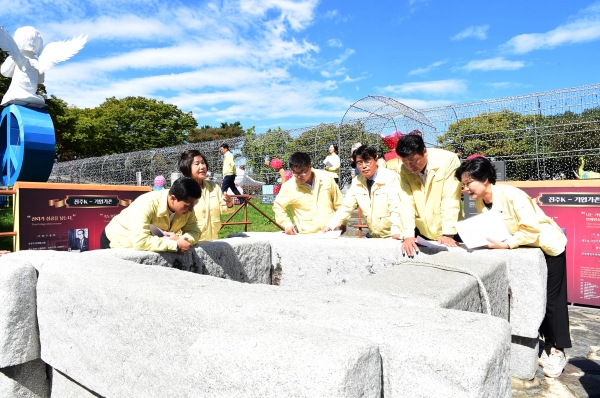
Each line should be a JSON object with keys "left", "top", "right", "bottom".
{"left": 219, "top": 143, "right": 241, "bottom": 197}
{"left": 101, "top": 177, "right": 201, "bottom": 254}
{"left": 323, "top": 145, "right": 402, "bottom": 239}
{"left": 178, "top": 150, "right": 234, "bottom": 241}
{"left": 455, "top": 156, "right": 571, "bottom": 379}
{"left": 396, "top": 134, "right": 462, "bottom": 256}
{"left": 273, "top": 152, "right": 345, "bottom": 235}
{"left": 153, "top": 175, "right": 166, "bottom": 191}
{"left": 323, "top": 144, "right": 341, "bottom": 184}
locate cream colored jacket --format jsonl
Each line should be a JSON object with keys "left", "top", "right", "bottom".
{"left": 399, "top": 148, "right": 462, "bottom": 239}
{"left": 323, "top": 153, "right": 341, "bottom": 179}
{"left": 477, "top": 184, "right": 567, "bottom": 256}
{"left": 273, "top": 169, "right": 344, "bottom": 233}
{"left": 195, "top": 180, "right": 235, "bottom": 241}
{"left": 327, "top": 167, "right": 402, "bottom": 238}
{"left": 105, "top": 190, "right": 200, "bottom": 252}
{"left": 222, "top": 151, "right": 236, "bottom": 176}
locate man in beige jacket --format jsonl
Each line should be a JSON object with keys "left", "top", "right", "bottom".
{"left": 323, "top": 145, "right": 402, "bottom": 239}
{"left": 396, "top": 134, "right": 462, "bottom": 256}
{"left": 273, "top": 152, "right": 345, "bottom": 234}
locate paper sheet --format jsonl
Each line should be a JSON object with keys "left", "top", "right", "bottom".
{"left": 415, "top": 236, "right": 448, "bottom": 251}
{"left": 316, "top": 230, "right": 342, "bottom": 239}
{"left": 149, "top": 224, "right": 166, "bottom": 237}
{"left": 455, "top": 210, "right": 512, "bottom": 249}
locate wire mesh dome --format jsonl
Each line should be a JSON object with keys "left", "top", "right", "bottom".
{"left": 338, "top": 95, "right": 436, "bottom": 186}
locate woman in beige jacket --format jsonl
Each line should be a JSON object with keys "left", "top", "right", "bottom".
{"left": 178, "top": 150, "right": 235, "bottom": 241}
{"left": 456, "top": 156, "right": 571, "bottom": 379}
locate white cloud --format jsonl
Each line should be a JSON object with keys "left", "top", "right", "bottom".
{"left": 503, "top": 3, "right": 600, "bottom": 53}
{"left": 379, "top": 79, "right": 467, "bottom": 96}
{"left": 340, "top": 75, "right": 367, "bottom": 84}
{"left": 451, "top": 25, "right": 489, "bottom": 41}
{"left": 462, "top": 57, "right": 526, "bottom": 71}
{"left": 327, "top": 38, "right": 343, "bottom": 47}
{"left": 408, "top": 60, "right": 447, "bottom": 76}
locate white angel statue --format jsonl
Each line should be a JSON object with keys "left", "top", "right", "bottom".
{"left": 0, "top": 26, "right": 86, "bottom": 107}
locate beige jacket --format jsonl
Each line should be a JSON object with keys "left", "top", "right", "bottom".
{"left": 327, "top": 167, "right": 403, "bottom": 238}
{"left": 477, "top": 184, "right": 567, "bottom": 256}
{"left": 273, "top": 169, "right": 344, "bottom": 233}
{"left": 195, "top": 180, "right": 235, "bottom": 241}
{"left": 222, "top": 151, "right": 236, "bottom": 176}
{"left": 323, "top": 153, "right": 341, "bottom": 179}
{"left": 399, "top": 147, "right": 462, "bottom": 239}
{"left": 105, "top": 190, "right": 200, "bottom": 252}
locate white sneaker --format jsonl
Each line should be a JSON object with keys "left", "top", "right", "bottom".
{"left": 543, "top": 348, "right": 567, "bottom": 378}
{"left": 538, "top": 344, "right": 551, "bottom": 367}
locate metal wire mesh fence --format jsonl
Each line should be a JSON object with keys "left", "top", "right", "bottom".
{"left": 49, "top": 83, "right": 600, "bottom": 187}
{"left": 421, "top": 83, "right": 600, "bottom": 181}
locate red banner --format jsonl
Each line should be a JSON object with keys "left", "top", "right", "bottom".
{"left": 15, "top": 182, "right": 150, "bottom": 252}
{"left": 502, "top": 181, "right": 600, "bottom": 307}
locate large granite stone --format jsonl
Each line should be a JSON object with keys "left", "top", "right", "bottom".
{"left": 464, "top": 247, "right": 547, "bottom": 338}
{"left": 194, "top": 239, "right": 271, "bottom": 284}
{"left": 345, "top": 250, "right": 509, "bottom": 319}
{"left": 0, "top": 359, "right": 50, "bottom": 398}
{"left": 97, "top": 240, "right": 272, "bottom": 284}
{"left": 0, "top": 256, "right": 40, "bottom": 367}
{"left": 226, "top": 232, "right": 444, "bottom": 287}
{"left": 51, "top": 368, "right": 108, "bottom": 397}
{"left": 510, "top": 336, "right": 539, "bottom": 380}
{"left": 36, "top": 254, "right": 511, "bottom": 397}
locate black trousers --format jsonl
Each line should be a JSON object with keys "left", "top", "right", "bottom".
{"left": 539, "top": 249, "right": 572, "bottom": 348}
{"left": 221, "top": 175, "right": 241, "bottom": 195}
{"left": 100, "top": 228, "right": 111, "bottom": 249}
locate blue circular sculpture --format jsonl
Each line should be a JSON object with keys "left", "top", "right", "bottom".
{"left": 0, "top": 104, "right": 56, "bottom": 185}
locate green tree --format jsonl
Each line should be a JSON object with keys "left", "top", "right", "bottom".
{"left": 242, "top": 127, "right": 292, "bottom": 183}
{"left": 187, "top": 121, "right": 249, "bottom": 143}
{"left": 61, "top": 96, "right": 197, "bottom": 159}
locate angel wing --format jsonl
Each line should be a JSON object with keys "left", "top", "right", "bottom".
{"left": 38, "top": 34, "right": 87, "bottom": 73}
{"left": 0, "top": 27, "right": 31, "bottom": 71}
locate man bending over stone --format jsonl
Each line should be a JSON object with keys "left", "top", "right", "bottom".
{"left": 273, "top": 151, "right": 346, "bottom": 235}
{"left": 323, "top": 145, "right": 402, "bottom": 239}
{"left": 101, "top": 177, "right": 201, "bottom": 254}
{"left": 396, "top": 134, "right": 462, "bottom": 256}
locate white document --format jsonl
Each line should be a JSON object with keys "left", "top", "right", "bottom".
{"left": 455, "top": 210, "right": 512, "bottom": 249}
{"left": 316, "top": 230, "right": 342, "bottom": 239}
{"left": 415, "top": 236, "right": 448, "bottom": 251}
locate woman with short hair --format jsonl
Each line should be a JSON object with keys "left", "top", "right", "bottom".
{"left": 178, "top": 150, "right": 235, "bottom": 241}
{"left": 455, "top": 156, "right": 571, "bottom": 378}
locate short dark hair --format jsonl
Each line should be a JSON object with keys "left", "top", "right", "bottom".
{"left": 330, "top": 144, "right": 338, "bottom": 153}
{"left": 455, "top": 157, "right": 497, "bottom": 185}
{"left": 220, "top": 143, "right": 229, "bottom": 150}
{"left": 289, "top": 152, "right": 312, "bottom": 169}
{"left": 396, "top": 134, "right": 426, "bottom": 157}
{"left": 178, "top": 150, "right": 209, "bottom": 177}
{"left": 77, "top": 229, "right": 85, "bottom": 235}
{"left": 169, "top": 177, "right": 201, "bottom": 200}
{"left": 352, "top": 145, "right": 377, "bottom": 162}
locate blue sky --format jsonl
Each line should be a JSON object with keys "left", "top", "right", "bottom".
{"left": 2, "top": 0, "right": 600, "bottom": 132}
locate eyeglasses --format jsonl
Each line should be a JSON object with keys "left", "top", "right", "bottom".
{"left": 355, "top": 159, "right": 373, "bottom": 167}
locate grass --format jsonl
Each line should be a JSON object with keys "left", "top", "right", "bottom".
{"left": 218, "top": 201, "right": 284, "bottom": 238}
{"left": 0, "top": 207, "right": 14, "bottom": 251}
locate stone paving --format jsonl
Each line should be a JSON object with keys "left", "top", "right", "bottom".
{"left": 512, "top": 306, "right": 600, "bottom": 397}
